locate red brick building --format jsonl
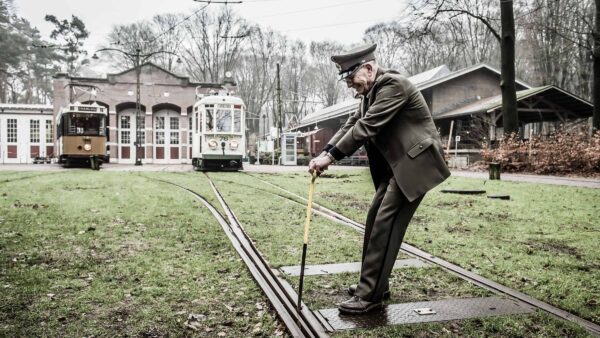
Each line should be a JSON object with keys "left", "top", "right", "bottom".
{"left": 52, "top": 62, "right": 228, "bottom": 164}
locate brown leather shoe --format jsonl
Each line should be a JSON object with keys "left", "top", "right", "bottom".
{"left": 347, "top": 284, "right": 391, "bottom": 300}
{"left": 338, "top": 295, "right": 383, "bottom": 315}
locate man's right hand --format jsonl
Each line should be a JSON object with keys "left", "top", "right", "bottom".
{"left": 308, "top": 154, "right": 332, "bottom": 176}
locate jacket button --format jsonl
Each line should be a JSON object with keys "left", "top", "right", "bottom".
{"left": 419, "top": 145, "right": 423, "bottom": 149}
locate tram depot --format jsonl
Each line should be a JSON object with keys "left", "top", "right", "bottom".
{"left": 0, "top": 63, "right": 232, "bottom": 165}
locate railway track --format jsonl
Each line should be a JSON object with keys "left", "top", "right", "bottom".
{"left": 243, "top": 173, "right": 600, "bottom": 337}
{"left": 146, "top": 171, "right": 600, "bottom": 336}
{"left": 147, "top": 175, "right": 328, "bottom": 338}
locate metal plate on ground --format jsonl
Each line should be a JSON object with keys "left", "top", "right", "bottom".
{"left": 317, "top": 297, "right": 534, "bottom": 331}
{"left": 280, "top": 258, "right": 428, "bottom": 276}
{"left": 441, "top": 189, "right": 486, "bottom": 195}
{"left": 488, "top": 194, "right": 510, "bottom": 200}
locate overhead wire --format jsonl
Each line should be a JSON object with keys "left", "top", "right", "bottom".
{"left": 254, "top": 0, "right": 374, "bottom": 19}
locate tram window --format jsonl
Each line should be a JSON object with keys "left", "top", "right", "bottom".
{"left": 216, "top": 108, "right": 232, "bottom": 132}
{"left": 66, "top": 113, "right": 105, "bottom": 136}
{"left": 206, "top": 108, "right": 214, "bottom": 132}
{"left": 234, "top": 109, "right": 241, "bottom": 133}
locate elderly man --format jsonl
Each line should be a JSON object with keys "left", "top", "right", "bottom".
{"left": 308, "top": 43, "right": 450, "bottom": 315}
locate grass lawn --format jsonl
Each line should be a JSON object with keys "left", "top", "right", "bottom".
{"left": 1, "top": 168, "right": 597, "bottom": 337}
{"left": 0, "top": 171, "right": 281, "bottom": 337}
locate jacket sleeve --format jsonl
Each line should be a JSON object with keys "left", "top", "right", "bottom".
{"left": 331, "top": 76, "right": 410, "bottom": 159}
{"left": 322, "top": 104, "right": 361, "bottom": 152}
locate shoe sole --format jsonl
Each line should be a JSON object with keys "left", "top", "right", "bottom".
{"left": 338, "top": 302, "right": 383, "bottom": 315}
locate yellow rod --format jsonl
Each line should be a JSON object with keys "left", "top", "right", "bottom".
{"left": 303, "top": 171, "right": 317, "bottom": 244}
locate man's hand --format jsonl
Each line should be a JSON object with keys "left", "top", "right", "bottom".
{"left": 308, "top": 155, "right": 332, "bottom": 176}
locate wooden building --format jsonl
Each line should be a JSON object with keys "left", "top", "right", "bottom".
{"left": 291, "top": 64, "right": 594, "bottom": 165}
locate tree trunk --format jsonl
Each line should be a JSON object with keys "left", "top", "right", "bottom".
{"left": 594, "top": 0, "right": 600, "bottom": 131}
{"left": 500, "top": 0, "right": 519, "bottom": 135}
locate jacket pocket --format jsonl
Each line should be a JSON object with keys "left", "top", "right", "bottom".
{"left": 407, "top": 138, "right": 434, "bottom": 159}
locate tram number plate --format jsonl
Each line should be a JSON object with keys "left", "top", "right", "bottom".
{"left": 414, "top": 307, "right": 436, "bottom": 315}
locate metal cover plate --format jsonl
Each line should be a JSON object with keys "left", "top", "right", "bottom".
{"left": 317, "top": 297, "right": 534, "bottom": 331}
{"left": 280, "top": 258, "right": 428, "bottom": 276}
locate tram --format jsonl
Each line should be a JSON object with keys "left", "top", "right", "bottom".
{"left": 191, "top": 90, "right": 246, "bottom": 171}
{"left": 56, "top": 101, "right": 107, "bottom": 170}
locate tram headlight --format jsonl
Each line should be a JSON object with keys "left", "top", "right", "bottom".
{"left": 208, "top": 139, "right": 218, "bottom": 149}
{"left": 229, "top": 140, "right": 239, "bottom": 150}
{"left": 83, "top": 144, "right": 92, "bottom": 151}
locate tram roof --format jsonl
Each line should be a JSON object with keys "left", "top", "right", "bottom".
{"left": 194, "top": 95, "right": 245, "bottom": 107}
{"left": 56, "top": 101, "right": 108, "bottom": 122}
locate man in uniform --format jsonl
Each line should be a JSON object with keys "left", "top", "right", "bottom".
{"left": 308, "top": 43, "right": 450, "bottom": 315}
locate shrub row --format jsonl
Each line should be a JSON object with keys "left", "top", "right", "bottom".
{"left": 481, "top": 130, "right": 600, "bottom": 175}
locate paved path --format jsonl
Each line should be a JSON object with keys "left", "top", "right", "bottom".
{"left": 451, "top": 170, "right": 600, "bottom": 189}
{"left": 1, "top": 163, "right": 598, "bottom": 188}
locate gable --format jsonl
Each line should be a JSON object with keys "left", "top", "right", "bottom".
{"left": 107, "top": 63, "right": 189, "bottom": 86}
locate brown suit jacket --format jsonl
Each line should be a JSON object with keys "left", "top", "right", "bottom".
{"left": 327, "top": 68, "right": 450, "bottom": 201}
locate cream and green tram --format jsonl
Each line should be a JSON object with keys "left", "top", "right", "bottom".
{"left": 191, "top": 94, "right": 245, "bottom": 171}
{"left": 56, "top": 101, "right": 107, "bottom": 170}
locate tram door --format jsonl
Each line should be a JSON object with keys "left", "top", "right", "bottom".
{"left": 118, "top": 109, "right": 142, "bottom": 164}
{"left": 154, "top": 110, "right": 180, "bottom": 163}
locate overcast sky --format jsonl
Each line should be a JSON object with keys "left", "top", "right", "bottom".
{"left": 15, "top": 0, "right": 409, "bottom": 52}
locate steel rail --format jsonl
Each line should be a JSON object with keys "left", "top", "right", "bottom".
{"left": 148, "top": 176, "right": 328, "bottom": 338}
{"left": 246, "top": 173, "right": 600, "bottom": 337}
{"left": 205, "top": 175, "right": 328, "bottom": 338}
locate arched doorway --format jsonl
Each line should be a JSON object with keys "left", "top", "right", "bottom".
{"left": 153, "top": 103, "right": 182, "bottom": 163}
{"left": 116, "top": 102, "right": 146, "bottom": 164}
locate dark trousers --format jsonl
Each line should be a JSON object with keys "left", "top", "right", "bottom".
{"left": 355, "top": 175, "right": 424, "bottom": 302}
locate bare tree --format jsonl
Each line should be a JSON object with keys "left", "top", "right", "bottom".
{"left": 104, "top": 21, "right": 161, "bottom": 70}
{"left": 363, "top": 22, "right": 404, "bottom": 70}
{"left": 309, "top": 40, "right": 350, "bottom": 107}
{"left": 234, "top": 26, "right": 287, "bottom": 142}
{"left": 183, "top": 7, "right": 250, "bottom": 83}
{"left": 151, "top": 13, "right": 187, "bottom": 73}
{"left": 409, "top": 0, "right": 519, "bottom": 134}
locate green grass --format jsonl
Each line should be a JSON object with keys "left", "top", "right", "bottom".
{"left": 0, "top": 172, "right": 281, "bottom": 337}
{"left": 212, "top": 169, "right": 598, "bottom": 336}
{"left": 1, "top": 169, "right": 598, "bottom": 337}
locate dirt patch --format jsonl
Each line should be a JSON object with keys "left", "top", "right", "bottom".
{"left": 527, "top": 239, "right": 581, "bottom": 258}
{"left": 445, "top": 225, "right": 471, "bottom": 233}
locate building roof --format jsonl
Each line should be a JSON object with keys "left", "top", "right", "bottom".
{"left": 435, "top": 85, "right": 593, "bottom": 121}
{"left": 295, "top": 98, "right": 361, "bottom": 129}
{"left": 0, "top": 103, "right": 53, "bottom": 112}
{"left": 294, "top": 63, "right": 532, "bottom": 130}
{"left": 416, "top": 63, "right": 531, "bottom": 91}
{"left": 407, "top": 65, "right": 451, "bottom": 85}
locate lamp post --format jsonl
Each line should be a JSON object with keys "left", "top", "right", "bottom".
{"left": 93, "top": 47, "right": 182, "bottom": 166}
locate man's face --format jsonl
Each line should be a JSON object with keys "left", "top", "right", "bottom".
{"left": 345, "top": 64, "right": 372, "bottom": 96}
